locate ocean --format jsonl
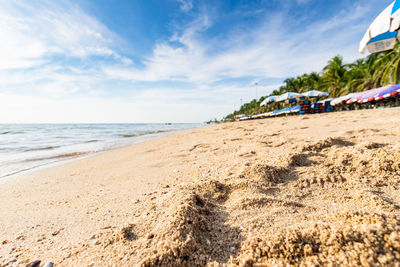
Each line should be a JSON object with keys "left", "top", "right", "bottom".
{"left": 0, "top": 123, "right": 201, "bottom": 179}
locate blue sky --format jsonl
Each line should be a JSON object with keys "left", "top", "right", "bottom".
{"left": 0, "top": 0, "right": 393, "bottom": 123}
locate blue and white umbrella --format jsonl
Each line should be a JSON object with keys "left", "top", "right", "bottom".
{"left": 360, "top": 1, "right": 400, "bottom": 54}
{"left": 301, "top": 90, "right": 329, "bottom": 98}
{"left": 391, "top": 1, "right": 400, "bottom": 31}
{"left": 275, "top": 92, "right": 303, "bottom": 103}
{"left": 260, "top": 95, "right": 278, "bottom": 106}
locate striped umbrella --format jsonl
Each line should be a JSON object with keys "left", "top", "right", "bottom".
{"left": 358, "top": 85, "right": 392, "bottom": 103}
{"left": 330, "top": 93, "right": 356, "bottom": 106}
{"left": 374, "top": 84, "right": 400, "bottom": 100}
{"left": 360, "top": 0, "right": 400, "bottom": 54}
{"left": 346, "top": 92, "right": 366, "bottom": 104}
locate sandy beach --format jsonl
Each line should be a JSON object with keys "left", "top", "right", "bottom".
{"left": 1, "top": 108, "right": 400, "bottom": 266}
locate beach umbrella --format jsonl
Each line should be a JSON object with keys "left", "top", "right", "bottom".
{"left": 272, "top": 107, "right": 286, "bottom": 115}
{"left": 301, "top": 90, "right": 329, "bottom": 98}
{"left": 358, "top": 85, "right": 392, "bottom": 103}
{"left": 257, "top": 112, "right": 273, "bottom": 117}
{"left": 289, "top": 105, "right": 301, "bottom": 113}
{"left": 359, "top": 1, "right": 400, "bottom": 54}
{"left": 347, "top": 87, "right": 386, "bottom": 104}
{"left": 374, "top": 84, "right": 400, "bottom": 101}
{"left": 260, "top": 95, "right": 278, "bottom": 106}
{"left": 346, "top": 91, "right": 370, "bottom": 104}
{"left": 358, "top": 86, "right": 390, "bottom": 103}
{"left": 275, "top": 92, "right": 303, "bottom": 103}
{"left": 391, "top": 0, "right": 400, "bottom": 31}
{"left": 330, "top": 93, "right": 356, "bottom": 106}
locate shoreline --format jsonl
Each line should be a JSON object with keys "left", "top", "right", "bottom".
{"left": 1, "top": 108, "right": 400, "bottom": 266}
{"left": 0, "top": 126, "right": 203, "bottom": 184}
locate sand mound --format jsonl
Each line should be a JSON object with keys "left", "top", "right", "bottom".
{"left": 301, "top": 137, "right": 354, "bottom": 152}
{"left": 65, "top": 180, "right": 242, "bottom": 266}
{"left": 239, "top": 163, "right": 288, "bottom": 186}
{"left": 138, "top": 181, "right": 240, "bottom": 266}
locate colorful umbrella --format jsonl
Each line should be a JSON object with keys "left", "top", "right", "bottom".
{"left": 346, "top": 91, "right": 370, "bottom": 104}
{"left": 374, "top": 84, "right": 400, "bottom": 100}
{"left": 330, "top": 93, "right": 356, "bottom": 106}
{"left": 301, "top": 90, "right": 329, "bottom": 98}
{"left": 358, "top": 86, "right": 392, "bottom": 103}
{"left": 260, "top": 95, "right": 278, "bottom": 106}
{"left": 359, "top": 0, "right": 400, "bottom": 54}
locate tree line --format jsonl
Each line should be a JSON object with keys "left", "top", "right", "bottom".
{"left": 225, "top": 44, "right": 400, "bottom": 119}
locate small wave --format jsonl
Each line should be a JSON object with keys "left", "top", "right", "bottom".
{"left": 122, "top": 130, "right": 170, "bottom": 138}
{"left": 122, "top": 134, "right": 139, "bottom": 138}
{"left": 24, "top": 146, "right": 60, "bottom": 152}
{"left": 0, "top": 131, "right": 24, "bottom": 135}
{"left": 23, "top": 152, "right": 90, "bottom": 162}
{"left": 85, "top": 140, "right": 100, "bottom": 143}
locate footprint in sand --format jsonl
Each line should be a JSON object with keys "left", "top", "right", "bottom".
{"left": 144, "top": 148, "right": 159, "bottom": 153}
{"left": 189, "top": 143, "right": 211, "bottom": 152}
{"left": 238, "top": 151, "right": 257, "bottom": 157}
{"left": 174, "top": 153, "right": 189, "bottom": 158}
{"left": 346, "top": 128, "right": 380, "bottom": 135}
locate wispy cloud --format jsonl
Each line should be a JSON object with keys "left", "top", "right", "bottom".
{"left": 0, "top": 0, "right": 133, "bottom": 99}
{"left": 0, "top": 0, "right": 124, "bottom": 71}
{"left": 177, "top": 0, "right": 194, "bottom": 12}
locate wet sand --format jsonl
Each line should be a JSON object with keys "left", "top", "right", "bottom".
{"left": 1, "top": 108, "right": 400, "bottom": 266}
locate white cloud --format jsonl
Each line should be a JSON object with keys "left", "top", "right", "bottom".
{"left": 177, "top": 0, "right": 194, "bottom": 12}
{"left": 0, "top": 0, "right": 134, "bottom": 100}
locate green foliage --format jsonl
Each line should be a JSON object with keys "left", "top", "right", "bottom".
{"left": 225, "top": 46, "right": 400, "bottom": 119}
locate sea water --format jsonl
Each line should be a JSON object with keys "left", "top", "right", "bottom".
{"left": 0, "top": 123, "right": 201, "bottom": 179}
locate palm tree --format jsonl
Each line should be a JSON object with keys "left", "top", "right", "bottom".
{"left": 375, "top": 43, "right": 400, "bottom": 85}
{"left": 299, "top": 72, "right": 324, "bottom": 92}
{"left": 345, "top": 56, "right": 381, "bottom": 93}
{"left": 322, "top": 55, "right": 348, "bottom": 97}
